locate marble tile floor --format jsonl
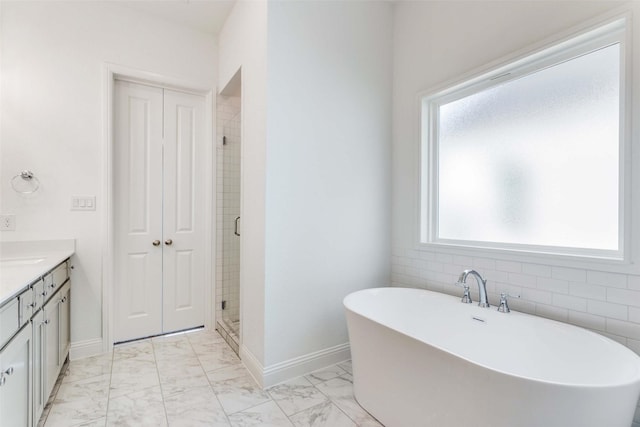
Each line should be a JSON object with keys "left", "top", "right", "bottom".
{"left": 39, "top": 329, "right": 382, "bottom": 427}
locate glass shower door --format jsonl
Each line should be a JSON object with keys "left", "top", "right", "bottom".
{"left": 221, "top": 112, "right": 241, "bottom": 340}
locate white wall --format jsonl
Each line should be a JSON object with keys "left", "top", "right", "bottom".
{"left": 216, "top": 0, "right": 392, "bottom": 384}
{"left": 0, "top": 2, "right": 217, "bottom": 350}
{"left": 391, "top": 2, "right": 640, "bottom": 424}
{"left": 217, "top": 0, "right": 269, "bottom": 368}
{"left": 264, "top": 0, "right": 392, "bottom": 368}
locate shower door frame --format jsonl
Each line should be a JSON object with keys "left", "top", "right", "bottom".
{"left": 100, "top": 63, "right": 216, "bottom": 354}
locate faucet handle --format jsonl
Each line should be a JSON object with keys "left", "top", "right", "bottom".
{"left": 454, "top": 281, "right": 473, "bottom": 304}
{"left": 497, "top": 292, "right": 520, "bottom": 313}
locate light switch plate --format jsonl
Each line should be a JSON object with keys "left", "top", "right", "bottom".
{"left": 71, "top": 196, "right": 96, "bottom": 211}
{"left": 0, "top": 214, "right": 16, "bottom": 231}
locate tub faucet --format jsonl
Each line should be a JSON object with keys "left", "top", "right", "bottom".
{"left": 457, "top": 269, "right": 490, "bottom": 308}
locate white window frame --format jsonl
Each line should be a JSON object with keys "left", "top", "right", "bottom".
{"left": 418, "top": 15, "right": 636, "bottom": 273}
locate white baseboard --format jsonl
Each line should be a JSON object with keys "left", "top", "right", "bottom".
{"left": 69, "top": 338, "right": 104, "bottom": 360}
{"left": 240, "top": 345, "right": 266, "bottom": 388}
{"left": 261, "top": 343, "right": 351, "bottom": 388}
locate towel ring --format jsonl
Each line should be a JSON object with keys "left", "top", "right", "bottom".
{"left": 11, "top": 170, "right": 40, "bottom": 194}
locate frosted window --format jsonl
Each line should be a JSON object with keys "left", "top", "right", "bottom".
{"left": 436, "top": 43, "right": 620, "bottom": 250}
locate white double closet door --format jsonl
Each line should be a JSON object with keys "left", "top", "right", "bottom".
{"left": 114, "top": 80, "right": 206, "bottom": 343}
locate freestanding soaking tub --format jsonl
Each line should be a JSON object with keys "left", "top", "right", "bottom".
{"left": 344, "top": 287, "right": 640, "bottom": 427}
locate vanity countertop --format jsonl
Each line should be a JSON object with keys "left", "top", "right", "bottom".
{"left": 0, "top": 240, "right": 75, "bottom": 306}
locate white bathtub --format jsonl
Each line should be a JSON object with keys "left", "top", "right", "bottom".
{"left": 344, "top": 287, "right": 640, "bottom": 427}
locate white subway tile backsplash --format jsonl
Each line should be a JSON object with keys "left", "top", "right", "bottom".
{"left": 473, "top": 257, "right": 496, "bottom": 271}
{"left": 442, "top": 263, "right": 463, "bottom": 274}
{"left": 522, "top": 263, "right": 551, "bottom": 278}
{"left": 453, "top": 255, "right": 473, "bottom": 266}
{"left": 483, "top": 269, "right": 509, "bottom": 284}
{"left": 404, "top": 267, "right": 421, "bottom": 278}
{"left": 507, "top": 272, "right": 537, "bottom": 287}
{"left": 606, "top": 318, "right": 640, "bottom": 341}
{"left": 436, "top": 253, "right": 453, "bottom": 264}
{"left": 535, "top": 304, "right": 568, "bottom": 322}
{"left": 495, "top": 260, "right": 522, "bottom": 273}
{"left": 586, "top": 270, "right": 627, "bottom": 288}
{"left": 506, "top": 298, "right": 536, "bottom": 313}
{"left": 537, "top": 277, "right": 569, "bottom": 294}
{"left": 607, "top": 288, "right": 640, "bottom": 308}
{"left": 412, "top": 259, "right": 430, "bottom": 270}
{"left": 587, "top": 300, "right": 628, "bottom": 320}
{"left": 568, "top": 310, "right": 606, "bottom": 331}
{"left": 425, "top": 281, "right": 444, "bottom": 293}
{"left": 552, "top": 294, "right": 587, "bottom": 311}
{"left": 397, "top": 257, "right": 413, "bottom": 267}
{"left": 568, "top": 282, "right": 606, "bottom": 301}
{"left": 519, "top": 288, "right": 553, "bottom": 305}
{"left": 391, "top": 244, "right": 640, "bottom": 378}
{"left": 391, "top": 264, "right": 405, "bottom": 275}
{"left": 552, "top": 266, "right": 587, "bottom": 282}
{"left": 425, "top": 261, "right": 444, "bottom": 272}
{"left": 391, "top": 246, "right": 405, "bottom": 257}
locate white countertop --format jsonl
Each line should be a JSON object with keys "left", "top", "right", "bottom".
{"left": 0, "top": 240, "right": 75, "bottom": 306}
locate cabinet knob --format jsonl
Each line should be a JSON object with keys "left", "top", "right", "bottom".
{"left": 164, "top": 239, "right": 173, "bottom": 246}
{"left": 3, "top": 367, "right": 14, "bottom": 376}
{"left": 43, "top": 319, "right": 50, "bottom": 325}
{"left": 152, "top": 240, "right": 161, "bottom": 246}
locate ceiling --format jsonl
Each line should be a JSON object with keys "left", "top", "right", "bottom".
{"left": 116, "top": 0, "right": 236, "bottom": 35}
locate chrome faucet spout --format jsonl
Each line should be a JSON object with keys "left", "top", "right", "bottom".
{"left": 458, "top": 269, "right": 490, "bottom": 308}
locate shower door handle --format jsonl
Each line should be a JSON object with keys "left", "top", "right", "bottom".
{"left": 234, "top": 216, "right": 240, "bottom": 236}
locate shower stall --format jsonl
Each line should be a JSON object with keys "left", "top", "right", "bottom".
{"left": 216, "top": 84, "right": 241, "bottom": 354}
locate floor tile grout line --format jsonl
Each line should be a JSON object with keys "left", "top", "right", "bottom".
{"left": 186, "top": 329, "right": 235, "bottom": 426}
{"left": 311, "top": 374, "right": 368, "bottom": 426}
{"left": 150, "top": 338, "right": 172, "bottom": 426}
{"left": 102, "top": 348, "right": 115, "bottom": 427}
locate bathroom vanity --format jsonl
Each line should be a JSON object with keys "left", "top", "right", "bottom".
{"left": 0, "top": 241, "right": 74, "bottom": 427}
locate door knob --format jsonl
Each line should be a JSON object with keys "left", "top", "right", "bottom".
{"left": 152, "top": 240, "right": 161, "bottom": 246}
{"left": 165, "top": 239, "right": 173, "bottom": 246}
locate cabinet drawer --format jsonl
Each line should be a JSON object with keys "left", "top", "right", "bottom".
{"left": 32, "top": 278, "right": 45, "bottom": 313}
{"left": 43, "top": 262, "right": 69, "bottom": 303}
{"left": 18, "top": 287, "right": 34, "bottom": 327}
{"left": 52, "top": 262, "right": 69, "bottom": 288}
{"left": 0, "top": 299, "right": 19, "bottom": 349}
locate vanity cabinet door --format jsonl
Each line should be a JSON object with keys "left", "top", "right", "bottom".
{"left": 0, "top": 298, "right": 19, "bottom": 349}
{"left": 58, "top": 284, "right": 70, "bottom": 363}
{"left": 43, "top": 296, "right": 60, "bottom": 399}
{"left": 0, "top": 325, "right": 32, "bottom": 427}
{"left": 32, "top": 309, "right": 46, "bottom": 424}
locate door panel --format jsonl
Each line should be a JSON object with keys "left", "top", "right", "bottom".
{"left": 43, "top": 298, "right": 59, "bottom": 399}
{"left": 0, "top": 325, "right": 32, "bottom": 427}
{"left": 162, "top": 89, "right": 205, "bottom": 333}
{"left": 32, "top": 310, "right": 45, "bottom": 423}
{"left": 114, "top": 80, "right": 163, "bottom": 342}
